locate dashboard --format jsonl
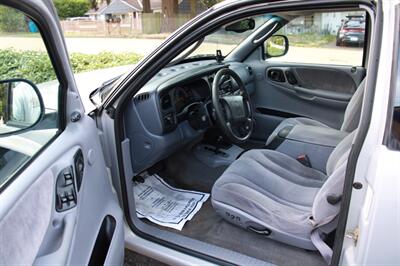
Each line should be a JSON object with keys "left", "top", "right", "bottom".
{"left": 123, "top": 60, "right": 255, "bottom": 174}
{"left": 159, "top": 78, "right": 211, "bottom": 132}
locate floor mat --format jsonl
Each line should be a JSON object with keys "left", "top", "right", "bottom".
{"left": 160, "top": 147, "right": 227, "bottom": 193}
{"left": 133, "top": 175, "right": 209, "bottom": 230}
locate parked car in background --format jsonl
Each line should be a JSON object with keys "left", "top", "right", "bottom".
{"left": 336, "top": 15, "right": 365, "bottom": 46}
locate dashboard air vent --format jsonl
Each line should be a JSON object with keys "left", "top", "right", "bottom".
{"left": 247, "top": 66, "right": 253, "bottom": 76}
{"left": 134, "top": 93, "right": 150, "bottom": 103}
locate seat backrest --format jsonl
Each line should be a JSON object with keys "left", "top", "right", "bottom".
{"left": 311, "top": 131, "right": 356, "bottom": 225}
{"left": 341, "top": 79, "right": 366, "bottom": 132}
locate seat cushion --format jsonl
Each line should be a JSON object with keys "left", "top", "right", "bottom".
{"left": 266, "top": 117, "right": 329, "bottom": 146}
{"left": 211, "top": 149, "right": 327, "bottom": 248}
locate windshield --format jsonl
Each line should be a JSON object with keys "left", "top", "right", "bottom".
{"left": 175, "top": 15, "right": 269, "bottom": 62}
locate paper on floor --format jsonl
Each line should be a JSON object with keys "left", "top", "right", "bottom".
{"left": 133, "top": 175, "right": 209, "bottom": 230}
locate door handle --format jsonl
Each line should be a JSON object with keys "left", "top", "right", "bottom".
{"left": 267, "top": 69, "right": 285, "bottom": 82}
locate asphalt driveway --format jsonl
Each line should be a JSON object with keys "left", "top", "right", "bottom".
{"left": 124, "top": 249, "right": 167, "bottom": 266}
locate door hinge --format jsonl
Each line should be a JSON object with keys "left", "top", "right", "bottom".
{"left": 345, "top": 227, "right": 360, "bottom": 245}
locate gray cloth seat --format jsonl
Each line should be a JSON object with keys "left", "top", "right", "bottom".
{"left": 211, "top": 131, "right": 356, "bottom": 250}
{"left": 266, "top": 79, "right": 365, "bottom": 146}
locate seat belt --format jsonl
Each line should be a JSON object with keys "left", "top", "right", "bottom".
{"left": 311, "top": 229, "right": 333, "bottom": 264}
{"left": 310, "top": 215, "right": 339, "bottom": 265}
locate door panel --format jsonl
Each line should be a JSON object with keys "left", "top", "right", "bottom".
{"left": 0, "top": 170, "right": 53, "bottom": 265}
{"left": 249, "top": 61, "right": 365, "bottom": 141}
{"left": 0, "top": 1, "right": 124, "bottom": 265}
{"left": 0, "top": 116, "right": 124, "bottom": 265}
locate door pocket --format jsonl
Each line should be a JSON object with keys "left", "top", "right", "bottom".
{"left": 88, "top": 215, "right": 116, "bottom": 266}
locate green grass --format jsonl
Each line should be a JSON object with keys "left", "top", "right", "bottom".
{"left": 0, "top": 32, "right": 41, "bottom": 38}
{"left": 287, "top": 34, "right": 336, "bottom": 48}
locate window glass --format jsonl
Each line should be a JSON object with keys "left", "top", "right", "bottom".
{"left": 388, "top": 64, "right": 400, "bottom": 150}
{"left": 0, "top": 5, "right": 59, "bottom": 188}
{"left": 174, "top": 15, "right": 267, "bottom": 61}
{"left": 268, "top": 11, "right": 366, "bottom": 66}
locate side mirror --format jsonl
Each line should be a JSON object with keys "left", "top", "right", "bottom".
{"left": 264, "top": 35, "right": 289, "bottom": 58}
{"left": 0, "top": 79, "right": 44, "bottom": 136}
{"left": 225, "top": 19, "right": 256, "bottom": 33}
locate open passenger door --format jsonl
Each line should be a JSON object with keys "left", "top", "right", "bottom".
{"left": 0, "top": 0, "right": 124, "bottom": 265}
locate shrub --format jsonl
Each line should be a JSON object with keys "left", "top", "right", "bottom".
{"left": 70, "top": 52, "right": 142, "bottom": 74}
{"left": 0, "top": 6, "right": 27, "bottom": 32}
{"left": 54, "top": 0, "right": 91, "bottom": 19}
{"left": 0, "top": 49, "right": 142, "bottom": 84}
{"left": 200, "top": 0, "right": 223, "bottom": 8}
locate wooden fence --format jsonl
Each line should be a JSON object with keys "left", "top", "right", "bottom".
{"left": 61, "top": 13, "right": 192, "bottom": 36}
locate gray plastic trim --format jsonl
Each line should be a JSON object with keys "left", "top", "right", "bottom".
{"left": 212, "top": 199, "right": 317, "bottom": 251}
{"left": 132, "top": 213, "right": 273, "bottom": 266}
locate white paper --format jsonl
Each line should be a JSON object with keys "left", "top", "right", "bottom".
{"left": 133, "top": 175, "right": 209, "bottom": 230}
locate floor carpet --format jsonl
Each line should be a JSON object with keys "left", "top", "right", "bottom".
{"left": 144, "top": 200, "right": 325, "bottom": 266}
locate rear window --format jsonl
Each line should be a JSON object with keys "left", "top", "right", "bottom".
{"left": 344, "top": 20, "right": 365, "bottom": 28}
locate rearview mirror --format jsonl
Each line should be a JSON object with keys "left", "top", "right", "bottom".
{"left": 225, "top": 19, "right": 256, "bottom": 33}
{"left": 0, "top": 79, "right": 44, "bottom": 136}
{"left": 264, "top": 35, "right": 289, "bottom": 57}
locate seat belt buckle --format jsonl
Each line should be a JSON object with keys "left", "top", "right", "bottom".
{"left": 297, "top": 154, "right": 312, "bottom": 168}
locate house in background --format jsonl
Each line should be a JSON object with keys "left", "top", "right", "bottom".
{"left": 85, "top": 2, "right": 108, "bottom": 21}
{"left": 85, "top": 0, "right": 162, "bottom": 21}
{"left": 84, "top": 0, "right": 161, "bottom": 31}
{"left": 85, "top": 0, "right": 204, "bottom": 33}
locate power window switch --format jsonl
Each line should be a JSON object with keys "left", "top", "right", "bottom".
{"left": 64, "top": 173, "right": 73, "bottom": 180}
{"left": 67, "top": 192, "right": 75, "bottom": 202}
{"left": 61, "top": 196, "right": 68, "bottom": 204}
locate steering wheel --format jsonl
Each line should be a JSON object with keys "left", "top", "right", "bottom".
{"left": 212, "top": 68, "right": 253, "bottom": 143}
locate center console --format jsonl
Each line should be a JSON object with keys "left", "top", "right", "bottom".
{"left": 268, "top": 125, "right": 348, "bottom": 172}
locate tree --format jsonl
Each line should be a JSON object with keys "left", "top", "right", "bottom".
{"left": 161, "top": 0, "right": 178, "bottom": 17}
{"left": 189, "top": 0, "right": 196, "bottom": 18}
{"left": 53, "top": 0, "right": 90, "bottom": 19}
{"left": 142, "top": 0, "right": 152, "bottom": 13}
{"left": 200, "top": 0, "right": 223, "bottom": 8}
{"left": 161, "top": 0, "right": 178, "bottom": 31}
{"left": 89, "top": 0, "right": 111, "bottom": 11}
{"left": 0, "top": 6, "right": 26, "bottom": 32}
{"left": 89, "top": 0, "right": 98, "bottom": 10}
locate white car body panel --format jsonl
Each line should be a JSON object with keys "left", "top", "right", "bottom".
{"left": 341, "top": 0, "right": 400, "bottom": 265}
